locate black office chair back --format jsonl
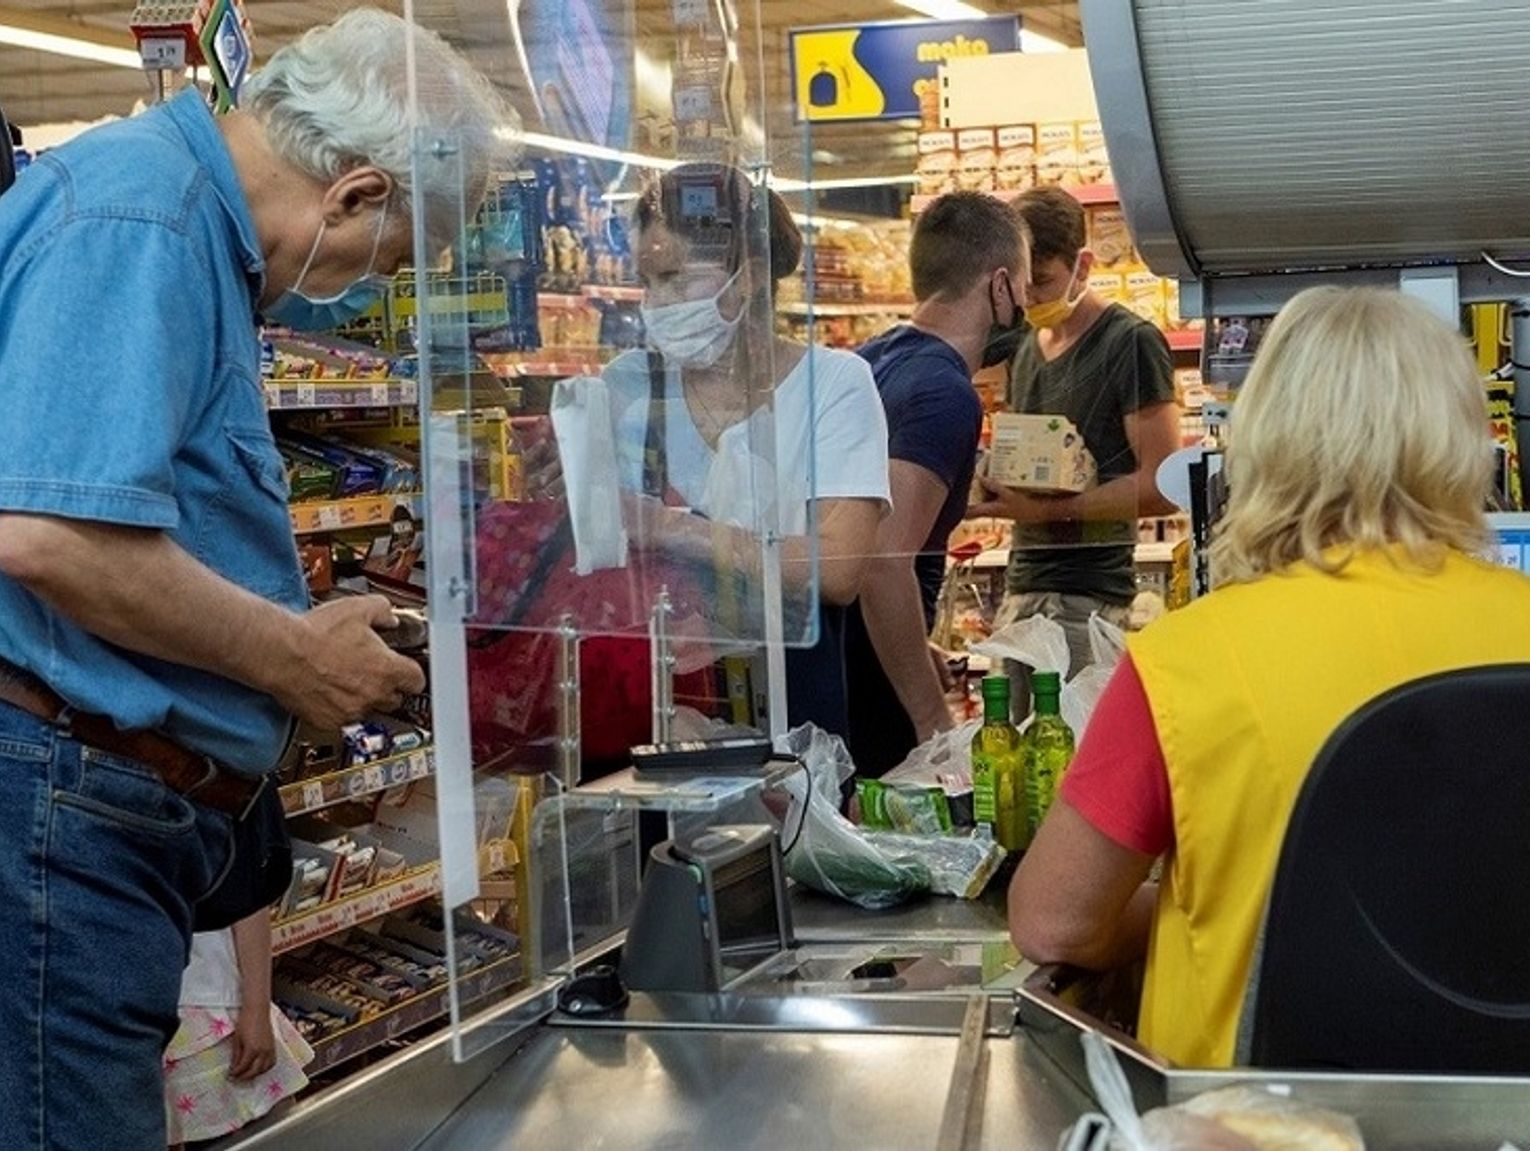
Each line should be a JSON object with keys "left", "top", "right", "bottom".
{"left": 1241, "top": 663, "right": 1530, "bottom": 1072}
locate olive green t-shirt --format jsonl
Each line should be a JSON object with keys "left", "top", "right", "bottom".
{"left": 1005, "top": 304, "right": 1175, "bottom": 603}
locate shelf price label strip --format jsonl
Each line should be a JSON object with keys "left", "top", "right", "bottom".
{"left": 280, "top": 748, "right": 435, "bottom": 817}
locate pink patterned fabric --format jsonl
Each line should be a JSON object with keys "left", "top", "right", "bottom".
{"left": 162, "top": 1006, "right": 314, "bottom": 1142}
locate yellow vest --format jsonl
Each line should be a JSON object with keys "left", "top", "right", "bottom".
{"left": 1127, "top": 547, "right": 1530, "bottom": 1067}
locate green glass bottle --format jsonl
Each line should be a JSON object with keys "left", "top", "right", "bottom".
{"left": 1024, "top": 671, "right": 1075, "bottom": 839}
{"left": 970, "top": 675, "right": 1026, "bottom": 851}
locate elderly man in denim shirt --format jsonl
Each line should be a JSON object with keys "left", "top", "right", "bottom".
{"left": 0, "top": 11, "right": 509, "bottom": 1149}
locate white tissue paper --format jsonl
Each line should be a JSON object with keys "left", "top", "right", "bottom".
{"left": 550, "top": 376, "right": 628, "bottom": 575}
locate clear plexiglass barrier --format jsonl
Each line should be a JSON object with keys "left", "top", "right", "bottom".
{"left": 382, "top": 0, "right": 1175, "bottom": 1066}
{"left": 396, "top": 0, "right": 826, "bottom": 1061}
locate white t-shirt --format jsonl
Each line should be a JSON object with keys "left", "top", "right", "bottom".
{"left": 179, "top": 928, "right": 242, "bottom": 1008}
{"left": 604, "top": 344, "right": 891, "bottom": 533}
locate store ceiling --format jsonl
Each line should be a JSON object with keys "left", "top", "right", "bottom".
{"left": 0, "top": 0, "right": 1082, "bottom": 182}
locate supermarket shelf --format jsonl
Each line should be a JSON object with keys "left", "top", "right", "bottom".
{"left": 271, "top": 839, "right": 519, "bottom": 956}
{"left": 779, "top": 300, "right": 916, "bottom": 318}
{"left": 273, "top": 867, "right": 443, "bottom": 955}
{"left": 280, "top": 746, "right": 435, "bottom": 817}
{"left": 289, "top": 493, "right": 422, "bottom": 536}
{"left": 1165, "top": 329, "right": 1203, "bottom": 352}
{"left": 911, "top": 183, "right": 1118, "bottom": 214}
{"left": 580, "top": 283, "right": 645, "bottom": 303}
{"left": 264, "top": 379, "right": 418, "bottom": 411}
{"left": 303, "top": 952, "right": 525, "bottom": 1076}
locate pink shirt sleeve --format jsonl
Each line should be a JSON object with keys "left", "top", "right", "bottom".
{"left": 1058, "top": 654, "right": 1174, "bottom": 857}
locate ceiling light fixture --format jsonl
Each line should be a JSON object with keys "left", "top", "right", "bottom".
{"left": 0, "top": 10, "right": 142, "bottom": 70}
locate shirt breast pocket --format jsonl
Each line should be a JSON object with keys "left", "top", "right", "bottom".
{"left": 211, "top": 424, "right": 309, "bottom": 608}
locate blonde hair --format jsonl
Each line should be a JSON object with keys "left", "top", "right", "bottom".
{"left": 1211, "top": 286, "right": 1493, "bottom": 585}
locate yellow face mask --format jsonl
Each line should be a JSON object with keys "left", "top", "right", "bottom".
{"left": 1023, "top": 256, "right": 1086, "bottom": 330}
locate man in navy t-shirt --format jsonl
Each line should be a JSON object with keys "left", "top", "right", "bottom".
{"left": 846, "top": 192, "right": 1031, "bottom": 776}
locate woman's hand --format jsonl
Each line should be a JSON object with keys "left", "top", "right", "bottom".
{"left": 228, "top": 1007, "right": 277, "bottom": 1082}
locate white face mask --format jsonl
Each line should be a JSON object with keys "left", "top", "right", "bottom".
{"left": 640, "top": 271, "right": 743, "bottom": 368}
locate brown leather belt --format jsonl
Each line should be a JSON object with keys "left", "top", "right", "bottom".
{"left": 0, "top": 661, "right": 266, "bottom": 819}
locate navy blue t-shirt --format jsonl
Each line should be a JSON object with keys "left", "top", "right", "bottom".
{"left": 845, "top": 326, "right": 982, "bottom": 775}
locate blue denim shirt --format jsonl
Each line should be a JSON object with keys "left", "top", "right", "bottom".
{"left": 0, "top": 91, "right": 306, "bottom": 774}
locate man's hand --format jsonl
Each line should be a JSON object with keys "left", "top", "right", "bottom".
{"left": 228, "top": 1006, "right": 277, "bottom": 1082}
{"left": 282, "top": 597, "right": 427, "bottom": 730}
{"left": 965, "top": 475, "right": 1076, "bottom": 523}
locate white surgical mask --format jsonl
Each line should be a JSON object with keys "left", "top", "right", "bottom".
{"left": 640, "top": 271, "right": 743, "bottom": 368}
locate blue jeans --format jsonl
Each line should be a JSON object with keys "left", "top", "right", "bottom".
{"left": 0, "top": 701, "right": 232, "bottom": 1151}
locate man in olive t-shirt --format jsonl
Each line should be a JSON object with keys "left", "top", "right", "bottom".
{"left": 969, "top": 187, "right": 1180, "bottom": 709}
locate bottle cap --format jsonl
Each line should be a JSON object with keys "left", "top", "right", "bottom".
{"left": 980, "top": 675, "right": 1009, "bottom": 700}
{"left": 1033, "top": 671, "right": 1062, "bottom": 693}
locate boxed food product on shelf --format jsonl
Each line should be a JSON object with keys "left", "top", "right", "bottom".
{"left": 1077, "top": 121, "right": 1111, "bottom": 184}
{"left": 916, "top": 130, "right": 958, "bottom": 197}
{"left": 298, "top": 940, "right": 429, "bottom": 1001}
{"left": 995, "top": 124, "right": 1037, "bottom": 192}
{"left": 1087, "top": 272, "right": 1125, "bottom": 306}
{"left": 955, "top": 127, "right": 997, "bottom": 192}
{"left": 341, "top": 927, "right": 450, "bottom": 987}
{"left": 1087, "top": 205, "right": 1134, "bottom": 268}
{"left": 280, "top": 840, "right": 345, "bottom": 917}
{"left": 1125, "top": 269, "right": 1167, "bottom": 327}
{"left": 273, "top": 980, "right": 360, "bottom": 1042}
{"left": 988, "top": 412, "right": 1097, "bottom": 493}
{"left": 1036, "top": 122, "right": 1080, "bottom": 187}
{"left": 385, "top": 905, "right": 520, "bottom": 963}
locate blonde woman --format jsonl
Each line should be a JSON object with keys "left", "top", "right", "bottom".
{"left": 1008, "top": 286, "right": 1530, "bottom": 1068}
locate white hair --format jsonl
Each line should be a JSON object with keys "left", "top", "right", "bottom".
{"left": 242, "top": 8, "right": 515, "bottom": 253}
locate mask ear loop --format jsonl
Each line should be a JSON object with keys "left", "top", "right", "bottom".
{"left": 288, "top": 219, "right": 328, "bottom": 297}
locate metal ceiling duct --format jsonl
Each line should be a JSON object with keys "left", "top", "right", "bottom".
{"left": 1080, "top": 0, "right": 1530, "bottom": 285}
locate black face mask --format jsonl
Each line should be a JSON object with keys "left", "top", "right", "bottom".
{"left": 980, "top": 275, "right": 1025, "bottom": 368}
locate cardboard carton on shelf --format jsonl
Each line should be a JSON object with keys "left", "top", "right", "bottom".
{"left": 987, "top": 412, "right": 1096, "bottom": 494}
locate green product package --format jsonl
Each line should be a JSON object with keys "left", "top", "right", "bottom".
{"left": 856, "top": 779, "right": 954, "bottom": 835}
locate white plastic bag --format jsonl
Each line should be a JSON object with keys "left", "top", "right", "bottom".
{"left": 549, "top": 375, "right": 627, "bottom": 574}
{"left": 971, "top": 613, "right": 1071, "bottom": 677}
{"left": 1067, "top": 1031, "right": 1365, "bottom": 1151}
{"left": 775, "top": 724, "right": 930, "bottom": 910}
{"left": 971, "top": 610, "right": 1126, "bottom": 740}
{"left": 882, "top": 717, "right": 983, "bottom": 788}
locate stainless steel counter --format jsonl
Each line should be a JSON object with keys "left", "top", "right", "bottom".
{"left": 790, "top": 886, "right": 1011, "bottom": 944}
{"left": 416, "top": 1018, "right": 1090, "bottom": 1151}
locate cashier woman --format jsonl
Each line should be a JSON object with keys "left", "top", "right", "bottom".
{"left": 1008, "top": 286, "right": 1530, "bottom": 1067}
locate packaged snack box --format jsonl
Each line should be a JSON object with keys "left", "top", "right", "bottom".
{"left": 1037, "top": 122, "right": 1079, "bottom": 187}
{"left": 1088, "top": 205, "right": 1134, "bottom": 268}
{"left": 995, "top": 124, "right": 1037, "bottom": 192}
{"left": 956, "top": 127, "right": 997, "bottom": 193}
{"left": 1126, "top": 269, "right": 1166, "bottom": 327}
{"left": 988, "top": 412, "right": 1097, "bottom": 493}
{"left": 1087, "top": 271, "right": 1126, "bottom": 306}
{"left": 1077, "top": 120, "right": 1111, "bottom": 183}
{"left": 916, "top": 130, "right": 958, "bottom": 197}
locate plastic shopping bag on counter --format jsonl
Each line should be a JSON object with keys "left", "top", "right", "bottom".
{"left": 1060, "top": 1031, "right": 1365, "bottom": 1151}
{"left": 883, "top": 718, "right": 983, "bottom": 789}
{"left": 775, "top": 724, "right": 931, "bottom": 910}
{"left": 972, "top": 611, "right": 1126, "bottom": 740}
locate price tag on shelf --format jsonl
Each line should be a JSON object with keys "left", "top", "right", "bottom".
{"left": 387, "top": 757, "right": 410, "bottom": 786}
{"left": 408, "top": 752, "right": 429, "bottom": 780}
{"left": 139, "top": 37, "right": 186, "bottom": 69}
{"left": 297, "top": 382, "right": 317, "bottom": 407}
{"left": 316, "top": 504, "right": 343, "bottom": 530}
{"left": 362, "top": 764, "right": 386, "bottom": 794}
{"left": 302, "top": 781, "right": 326, "bottom": 811}
{"left": 400, "top": 382, "right": 418, "bottom": 405}
{"left": 370, "top": 383, "right": 389, "bottom": 405}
